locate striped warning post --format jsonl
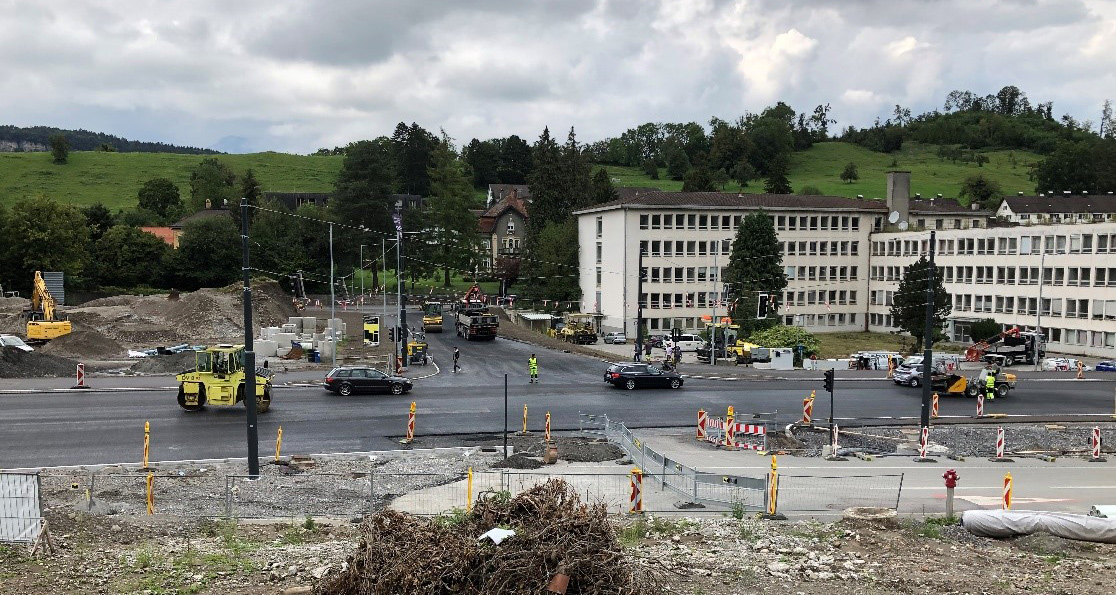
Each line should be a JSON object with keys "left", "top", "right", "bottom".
{"left": 802, "top": 397, "right": 814, "bottom": 425}
{"left": 725, "top": 407, "right": 735, "bottom": 449}
{"left": 1002, "top": 473, "right": 1013, "bottom": 510}
{"left": 142, "top": 421, "right": 150, "bottom": 469}
{"left": 919, "top": 426, "right": 929, "bottom": 459}
{"left": 275, "top": 426, "right": 283, "bottom": 461}
{"left": 931, "top": 393, "right": 939, "bottom": 418}
{"left": 145, "top": 472, "right": 155, "bottom": 515}
{"left": 696, "top": 409, "right": 707, "bottom": 440}
{"left": 1092, "top": 426, "right": 1104, "bottom": 461}
{"left": 765, "top": 455, "right": 779, "bottom": 516}
{"left": 545, "top": 412, "right": 552, "bottom": 442}
{"left": 73, "top": 363, "right": 89, "bottom": 389}
{"left": 832, "top": 424, "right": 839, "bottom": 454}
{"left": 976, "top": 395, "right": 985, "bottom": 418}
{"left": 996, "top": 426, "right": 1005, "bottom": 459}
{"left": 402, "top": 401, "right": 416, "bottom": 444}
{"left": 629, "top": 467, "right": 643, "bottom": 514}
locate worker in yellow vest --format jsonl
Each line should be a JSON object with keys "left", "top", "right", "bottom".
{"left": 528, "top": 354, "right": 539, "bottom": 384}
{"left": 985, "top": 369, "right": 996, "bottom": 400}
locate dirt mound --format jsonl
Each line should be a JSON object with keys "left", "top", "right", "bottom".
{"left": 129, "top": 351, "right": 198, "bottom": 375}
{"left": 78, "top": 295, "right": 143, "bottom": 308}
{"left": 319, "top": 479, "right": 659, "bottom": 595}
{"left": 559, "top": 440, "right": 624, "bottom": 462}
{"left": 491, "top": 453, "right": 545, "bottom": 469}
{"left": 37, "top": 330, "right": 123, "bottom": 359}
{"left": 0, "top": 347, "right": 79, "bottom": 378}
{"left": 0, "top": 296, "right": 29, "bottom": 313}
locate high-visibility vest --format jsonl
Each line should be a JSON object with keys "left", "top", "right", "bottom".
{"left": 986, "top": 374, "right": 996, "bottom": 389}
{"left": 529, "top": 357, "right": 538, "bottom": 372}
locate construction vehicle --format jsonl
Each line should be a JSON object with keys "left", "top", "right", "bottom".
{"left": 558, "top": 313, "right": 598, "bottom": 344}
{"left": 422, "top": 302, "right": 444, "bottom": 332}
{"left": 696, "top": 322, "right": 760, "bottom": 364}
{"left": 175, "top": 345, "right": 272, "bottom": 412}
{"left": 929, "top": 369, "right": 1017, "bottom": 398}
{"left": 289, "top": 271, "right": 310, "bottom": 311}
{"left": 455, "top": 308, "right": 499, "bottom": 341}
{"left": 25, "top": 271, "right": 71, "bottom": 341}
{"left": 967, "top": 328, "right": 1045, "bottom": 367}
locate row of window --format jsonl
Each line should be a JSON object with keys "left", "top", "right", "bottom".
{"left": 781, "top": 290, "right": 859, "bottom": 307}
{"left": 784, "top": 241, "right": 860, "bottom": 257}
{"left": 639, "top": 213, "right": 742, "bottom": 231}
{"left": 638, "top": 240, "right": 731, "bottom": 258}
{"left": 645, "top": 267, "right": 724, "bottom": 284}
{"left": 941, "top": 266, "right": 1116, "bottom": 287}
{"left": 774, "top": 215, "right": 861, "bottom": 232}
{"left": 787, "top": 313, "right": 859, "bottom": 327}
{"left": 785, "top": 265, "right": 860, "bottom": 282}
{"left": 872, "top": 233, "right": 1116, "bottom": 257}
{"left": 640, "top": 292, "right": 724, "bottom": 309}
{"left": 1016, "top": 213, "right": 1114, "bottom": 224}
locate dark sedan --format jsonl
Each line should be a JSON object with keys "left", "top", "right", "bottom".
{"left": 324, "top": 366, "right": 413, "bottom": 395}
{"left": 604, "top": 362, "right": 683, "bottom": 390}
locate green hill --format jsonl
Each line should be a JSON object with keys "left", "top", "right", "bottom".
{"left": 0, "top": 151, "right": 342, "bottom": 211}
{"left": 0, "top": 140, "right": 1041, "bottom": 213}
{"left": 597, "top": 141, "right": 1040, "bottom": 201}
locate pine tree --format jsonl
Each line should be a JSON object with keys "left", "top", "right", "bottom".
{"left": 890, "top": 256, "right": 952, "bottom": 348}
{"left": 724, "top": 210, "right": 787, "bottom": 337}
{"left": 427, "top": 135, "right": 483, "bottom": 286}
{"left": 763, "top": 154, "right": 792, "bottom": 194}
{"left": 590, "top": 168, "right": 619, "bottom": 205}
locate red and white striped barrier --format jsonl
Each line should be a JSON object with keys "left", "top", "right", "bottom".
{"left": 401, "top": 401, "right": 416, "bottom": 444}
{"left": 919, "top": 426, "right": 929, "bottom": 459}
{"left": 544, "top": 411, "right": 552, "bottom": 442}
{"left": 1002, "top": 473, "right": 1013, "bottom": 510}
{"left": 73, "top": 363, "right": 89, "bottom": 389}
{"left": 802, "top": 396, "right": 814, "bottom": 425}
{"left": 724, "top": 407, "right": 735, "bottom": 449}
{"left": 1091, "top": 426, "right": 1104, "bottom": 461}
{"left": 931, "top": 393, "right": 939, "bottom": 418}
{"left": 696, "top": 409, "right": 707, "bottom": 440}
{"left": 629, "top": 467, "right": 643, "bottom": 514}
{"left": 831, "top": 424, "right": 839, "bottom": 454}
{"left": 702, "top": 417, "right": 767, "bottom": 451}
{"left": 976, "top": 394, "right": 985, "bottom": 418}
{"left": 995, "top": 426, "right": 1005, "bottom": 459}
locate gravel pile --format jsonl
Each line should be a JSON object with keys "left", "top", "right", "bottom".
{"left": 792, "top": 423, "right": 1116, "bottom": 458}
{"left": 0, "top": 346, "right": 79, "bottom": 378}
{"left": 38, "top": 330, "right": 124, "bottom": 359}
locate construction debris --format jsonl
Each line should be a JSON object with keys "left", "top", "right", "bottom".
{"left": 317, "top": 479, "right": 660, "bottom": 595}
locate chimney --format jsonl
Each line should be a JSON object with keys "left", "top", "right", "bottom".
{"left": 886, "top": 171, "right": 911, "bottom": 226}
{"left": 971, "top": 203, "right": 979, "bottom": 211}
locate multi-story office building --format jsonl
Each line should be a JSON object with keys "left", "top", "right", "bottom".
{"left": 574, "top": 172, "right": 1116, "bottom": 358}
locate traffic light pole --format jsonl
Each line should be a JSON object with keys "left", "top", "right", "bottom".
{"left": 823, "top": 369, "right": 835, "bottom": 431}
{"left": 919, "top": 231, "right": 937, "bottom": 429}
{"left": 635, "top": 248, "right": 645, "bottom": 362}
{"left": 240, "top": 198, "right": 259, "bottom": 478}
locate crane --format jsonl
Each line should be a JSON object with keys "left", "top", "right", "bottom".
{"left": 25, "top": 271, "right": 72, "bottom": 341}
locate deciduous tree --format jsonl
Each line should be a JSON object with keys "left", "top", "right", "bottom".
{"left": 4, "top": 195, "right": 89, "bottom": 278}
{"left": 172, "top": 215, "right": 240, "bottom": 289}
{"left": 958, "top": 173, "right": 1004, "bottom": 209}
{"left": 968, "top": 318, "right": 1003, "bottom": 343}
{"left": 137, "top": 178, "right": 184, "bottom": 223}
{"left": 188, "top": 158, "right": 237, "bottom": 212}
{"left": 840, "top": 162, "right": 859, "bottom": 183}
{"left": 92, "top": 225, "right": 171, "bottom": 287}
{"left": 82, "top": 203, "right": 115, "bottom": 242}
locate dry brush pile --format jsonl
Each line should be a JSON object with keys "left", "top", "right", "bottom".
{"left": 318, "top": 479, "right": 659, "bottom": 595}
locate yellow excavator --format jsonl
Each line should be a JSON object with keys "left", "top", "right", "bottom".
{"left": 25, "top": 271, "right": 72, "bottom": 341}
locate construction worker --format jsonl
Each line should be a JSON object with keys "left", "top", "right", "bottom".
{"left": 452, "top": 347, "right": 461, "bottom": 373}
{"left": 985, "top": 367, "right": 997, "bottom": 400}
{"left": 528, "top": 354, "right": 539, "bottom": 383}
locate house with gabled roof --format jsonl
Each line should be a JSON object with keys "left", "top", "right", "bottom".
{"left": 478, "top": 188, "right": 529, "bottom": 270}
{"left": 996, "top": 193, "right": 1116, "bottom": 224}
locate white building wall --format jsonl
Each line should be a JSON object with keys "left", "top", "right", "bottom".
{"left": 869, "top": 222, "right": 1116, "bottom": 358}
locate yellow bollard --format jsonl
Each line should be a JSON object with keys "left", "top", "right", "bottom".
{"left": 466, "top": 466, "right": 474, "bottom": 513}
{"left": 766, "top": 455, "right": 779, "bottom": 516}
{"left": 401, "top": 401, "right": 416, "bottom": 444}
{"left": 1002, "top": 472, "right": 1013, "bottom": 510}
{"left": 725, "top": 406, "right": 735, "bottom": 448}
{"left": 275, "top": 426, "right": 283, "bottom": 461}
{"left": 145, "top": 472, "right": 154, "bottom": 515}
{"left": 143, "top": 421, "right": 150, "bottom": 469}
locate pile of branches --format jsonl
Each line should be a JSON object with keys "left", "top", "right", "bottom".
{"left": 317, "top": 479, "right": 659, "bottom": 594}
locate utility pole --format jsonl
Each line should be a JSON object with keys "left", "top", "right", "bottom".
{"left": 394, "top": 211, "right": 407, "bottom": 368}
{"left": 1034, "top": 247, "right": 1046, "bottom": 372}
{"left": 919, "top": 231, "right": 937, "bottom": 429}
{"left": 711, "top": 245, "right": 718, "bottom": 366}
{"left": 239, "top": 198, "right": 259, "bottom": 478}
{"left": 329, "top": 223, "right": 336, "bottom": 368}
{"left": 635, "top": 247, "right": 645, "bottom": 362}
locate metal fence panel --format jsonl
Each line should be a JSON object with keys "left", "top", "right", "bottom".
{"left": 0, "top": 472, "right": 41, "bottom": 543}
{"left": 775, "top": 474, "right": 905, "bottom": 512}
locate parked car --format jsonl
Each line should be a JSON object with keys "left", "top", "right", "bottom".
{"left": 604, "top": 332, "right": 627, "bottom": 344}
{"left": 892, "top": 354, "right": 962, "bottom": 387}
{"left": 0, "top": 334, "right": 33, "bottom": 352}
{"left": 646, "top": 334, "right": 667, "bottom": 348}
{"left": 1096, "top": 361, "right": 1116, "bottom": 372}
{"left": 669, "top": 334, "right": 705, "bottom": 352}
{"left": 1042, "top": 358, "right": 1091, "bottom": 372}
{"left": 604, "top": 362, "right": 683, "bottom": 390}
{"left": 324, "top": 366, "right": 412, "bottom": 395}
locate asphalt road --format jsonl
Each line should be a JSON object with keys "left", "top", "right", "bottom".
{"left": 2, "top": 312, "right": 1115, "bottom": 469}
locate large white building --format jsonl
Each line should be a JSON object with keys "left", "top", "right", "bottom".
{"left": 574, "top": 172, "right": 1116, "bottom": 358}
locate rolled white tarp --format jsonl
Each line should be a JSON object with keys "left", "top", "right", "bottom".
{"left": 961, "top": 509, "right": 1116, "bottom": 543}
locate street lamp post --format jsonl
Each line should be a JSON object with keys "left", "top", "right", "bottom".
{"left": 329, "top": 223, "right": 336, "bottom": 368}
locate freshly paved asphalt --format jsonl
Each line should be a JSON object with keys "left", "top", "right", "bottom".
{"left": 2, "top": 313, "right": 1115, "bottom": 469}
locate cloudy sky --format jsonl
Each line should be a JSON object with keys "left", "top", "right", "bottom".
{"left": 3, "top": 0, "right": 1114, "bottom": 154}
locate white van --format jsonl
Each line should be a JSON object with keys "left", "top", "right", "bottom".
{"left": 670, "top": 334, "right": 704, "bottom": 352}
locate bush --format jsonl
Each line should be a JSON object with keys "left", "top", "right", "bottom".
{"left": 746, "top": 325, "right": 820, "bottom": 356}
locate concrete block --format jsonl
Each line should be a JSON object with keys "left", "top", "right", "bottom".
{"left": 280, "top": 323, "right": 297, "bottom": 334}
{"left": 255, "top": 340, "right": 278, "bottom": 358}
{"left": 276, "top": 346, "right": 291, "bottom": 358}
{"left": 272, "top": 333, "right": 297, "bottom": 347}
{"left": 303, "top": 317, "right": 318, "bottom": 332}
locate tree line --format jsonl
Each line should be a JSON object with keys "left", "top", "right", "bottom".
{"left": 0, "top": 125, "right": 220, "bottom": 154}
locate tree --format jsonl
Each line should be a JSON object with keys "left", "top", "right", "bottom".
{"left": 497, "top": 135, "right": 533, "bottom": 184}
{"left": 391, "top": 122, "right": 437, "bottom": 196}
{"left": 137, "top": 178, "right": 184, "bottom": 223}
{"left": 49, "top": 133, "right": 70, "bottom": 164}
{"left": 493, "top": 256, "right": 520, "bottom": 295}
{"left": 730, "top": 160, "right": 756, "bottom": 188}
{"left": 958, "top": 173, "right": 1004, "bottom": 209}
{"left": 890, "top": 256, "right": 952, "bottom": 349}
{"left": 188, "top": 157, "right": 237, "bottom": 212}
{"left": 91, "top": 225, "right": 171, "bottom": 287}
{"left": 171, "top": 215, "right": 240, "bottom": 289}
{"left": 1030, "top": 140, "right": 1101, "bottom": 194}
{"left": 590, "top": 168, "right": 619, "bottom": 205}
{"left": 840, "top": 162, "right": 859, "bottom": 183}
{"left": 641, "top": 159, "right": 659, "bottom": 180}
{"left": 426, "top": 135, "right": 482, "bottom": 287}
{"left": 331, "top": 138, "right": 395, "bottom": 249}
{"left": 763, "top": 154, "right": 792, "bottom": 194}
{"left": 231, "top": 168, "right": 263, "bottom": 229}
{"left": 682, "top": 165, "right": 715, "bottom": 192}
{"left": 798, "top": 185, "right": 822, "bottom": 195}
{"left": 746, "top": 325, "right": 820, "bottom": 356}
{"left": 524, "top": 127, "right": 565, "bottom": 235}
{"left": 559, "top": 127, "right": 594, "bottom": 211}
{"left": 664, "top": 142, "right": 691, "bottom": 181}
{"left": 82, "top": 203, "right": 115, "bottom": 242}
{"left": 968, "top": 318, "right": 1003, "bottom": 343}
{"left": 463, "top": 138, "right": 500, "bottom": 189}
{"left": 725, "top": 210, "right": 786, "bottom": 337}
{"left": 3, "top": 195, "right": 89, "bottom": 278}
{"left": 711, "top": 168, "right": 730, "bottom": 190}
{"left": 98, "top": 143, "right": 117, "bottom": 152}
{"left": 525, "top": 219, "right": 580, "bottom": 304}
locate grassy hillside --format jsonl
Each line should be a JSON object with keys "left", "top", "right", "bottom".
{"left": 598, "top": 141, "right": 1041, "bottom": 201}
{"left": 0, "top": 151, "right": 342, "bottom": 211}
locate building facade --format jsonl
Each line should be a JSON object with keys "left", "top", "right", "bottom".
{"left": 477, "top": 188, "right": 529, "bottom": 271}
{"left": 574, "top": 173, "right": 1116, "bottom": 358}
{"left": 996, "top": 193, "right": 1116, "bottom": 224}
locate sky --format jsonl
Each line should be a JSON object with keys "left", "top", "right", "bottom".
{"left": 3, "top": 0, "right": 1114, "bottom": 154}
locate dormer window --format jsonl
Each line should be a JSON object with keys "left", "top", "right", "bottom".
{"left": 506, "top": 221, "right": 515, "bottom": 235}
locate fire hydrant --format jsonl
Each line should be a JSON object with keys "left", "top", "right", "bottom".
{"left": 943, "top": 469, "right": 960, "bottom": 518}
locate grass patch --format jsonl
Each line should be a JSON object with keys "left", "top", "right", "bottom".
{"left": 814, "top": 331, "right": 967, "bottom": 359}
{"left": 618, "top": 519, "right": 648, "bottom": 547}
{"left": 909, "top": 515, "right": 959, "bottom": 539}
{"left": 649, "top": 516, "right": 695, "bottom": 535}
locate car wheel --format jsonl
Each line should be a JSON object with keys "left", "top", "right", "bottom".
{"left": 338, "top": 382, "right": 353, "bottom": 396}
{"left": 669, "top": 378, "right": 682, "bottom": 389}
{"left": 966, "top": 384, "right": 979, "bottom": 398}
{"left": 390, "top": 383, "right": 404, "bottom": 395}
{"left": 909, "top": 377, "right": 920, "bottom": 387}
{"left": 624, "top": 379, "right": 637, "bottom": 390}
{"left": 995, "top": 383, "right": 1009, "bottom": 398}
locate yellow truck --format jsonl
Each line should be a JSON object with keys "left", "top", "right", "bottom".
{"left": 175, "top": 345, "right": 272, "bottom": 413}
{"left": 422, "top": 302, "right": 443, "bottom": 332}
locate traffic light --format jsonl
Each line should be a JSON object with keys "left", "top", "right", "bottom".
{"left": 823, "top": 369, "right": 835, "bottom": 393}
{"left": 388, "top": 327, "right": 396, "bottom": 342}
{"left": 757, "top": 293, "right": 770, "bottom": 319}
